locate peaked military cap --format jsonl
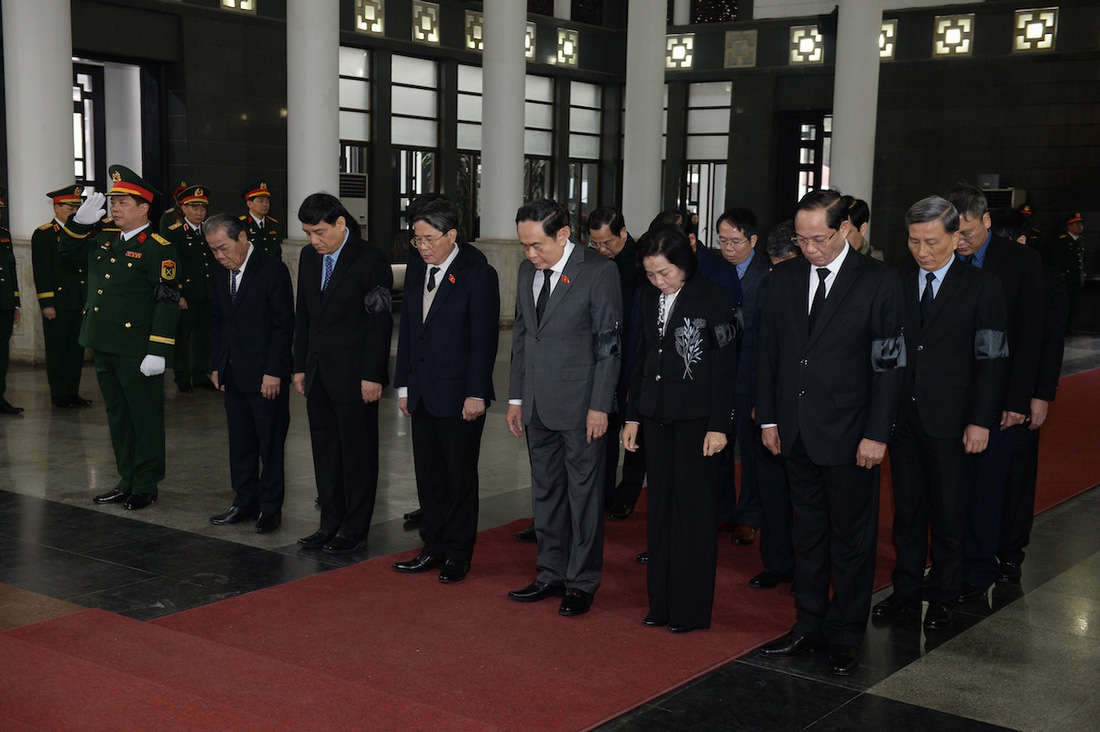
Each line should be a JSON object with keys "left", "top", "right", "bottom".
{"left": 241, "top": 180, "right": 272, "bottom": 200}
{"left": 47, "top": 185, "right": 85, "bottom": 205}
{"left": 107, "top": 165, "right": 161, "bottom": 203}
{"left": 178, "top": 185, "right": 209, "bottom": 206}
{"left": 1066, "top": 212, "right": 1083, "bottom": 225}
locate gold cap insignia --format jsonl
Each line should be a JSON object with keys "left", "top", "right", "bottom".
{"left": 112, "top": 171, "right": 122, "bottom": 182}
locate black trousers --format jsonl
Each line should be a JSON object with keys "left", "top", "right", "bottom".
{"left": 643, "top": 416, "right": 720, "bottom": 629}
{"left": 42, "top": 309, "right": 85, "bottom": 399}
{"left": 999, "top": 425, "right": 1041, "bottom": 566}
{"left": 786, "top": 435, "right": 879, "bottom": 647}
{"left": 962, "top": 424, "right": 1016, "bottom": 587}
{"left": 605, "top": 410, "right": 646, "bottom": 510}
{"left": 889, "top": 400, "right": 971, "bottom": 604}
{"left": 411, "top": 404, "right": 485, "bottom": 563}
{"left": 306, "top": 374, "right": 379, "bottom": 540}
{"left": 223, "top": 364, "right": 290, "bottom": 515}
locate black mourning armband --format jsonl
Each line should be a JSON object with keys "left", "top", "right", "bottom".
{"left": 364, "top": 286, "right": 393, "bottom": 314}
{"left": 871, "top": 335, "right": 906, "bottom": 372}
{"left": 593, "top": 324, "right": 621, "bottom": 361}
{"left": 154, "top": 282, "right": 181, "bottom": 303}
{"left": 974, "top": 329, "right": 1009, "bottom": 360}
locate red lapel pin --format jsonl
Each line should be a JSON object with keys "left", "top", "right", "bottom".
{"left": 448, "top": 273, "right": 456, "bottom": 284}
{"left": 561, "top": 275, "right": 570, "bottom": 284}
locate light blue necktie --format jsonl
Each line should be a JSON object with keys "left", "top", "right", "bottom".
{"left": 322, "top": 254, "right": 334, "bottom": 291}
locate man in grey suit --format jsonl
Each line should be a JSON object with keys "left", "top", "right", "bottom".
{"left": 505, "top": 199, "right": 622, "bottom": 617}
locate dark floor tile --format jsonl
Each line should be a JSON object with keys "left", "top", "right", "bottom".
{"left": 0, "top": 540, "right": 157, "bottom": 600}
{"left": 67, "top": 575, "right": 245, "bottom": 620}
{"left": 599, "top": 662, "right": 859, "bottom": 731}
{"left": 805, "top": 693, "right": 1011, "bottom": 731}
{"left": 0, "top": 500, "right": 179, "bottom": 553}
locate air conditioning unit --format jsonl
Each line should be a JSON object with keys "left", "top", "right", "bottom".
{"left": 340, "top": 173, "right": 368, "bottom": 228}
{"left": 983, "top": 188, "right": 1026, "bottom": 210}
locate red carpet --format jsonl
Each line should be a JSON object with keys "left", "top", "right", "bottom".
{"left": 4, "top": 369, "right": 1099, "bottom": 731}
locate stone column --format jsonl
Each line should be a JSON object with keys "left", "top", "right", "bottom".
{"left": 476, "top": 0, "right": 528, "bottom": 325}
{"left": 622, "top": 0, "right": 666, "bottom": 236}
{"left": 286, "top": 0, "right": 339, "bottom": 228}
{"left": 554, "top": 0, "right": 572, "bottom": 20}
{"left": 2, "top": 0, "right": 75, "bottom": 362}
{"left": 830, "top": 0, "right": 884, "bottom": 208}
{"left": 672, "top": 0, "right": 691, "bottom": 25}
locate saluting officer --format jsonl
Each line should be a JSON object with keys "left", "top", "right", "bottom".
{"left": 0, "top": 186, "right": 22, "bottom": 415}
{"left": 165, "top": 185, "right": 215, "bottom": 392}
{"left": 58, "top": 165, "right": 182, "bottom": 510}
{"left": 32, "top": 185, "right": 91, "bottom": 408}
{"left": 239, "top": 180, "right": 283, "bottom": 260}
{"left": 158, "top": 180, "right": 188, "bottom": 236}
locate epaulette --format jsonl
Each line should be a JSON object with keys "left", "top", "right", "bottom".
{"left": 152, "top": 232, "right": 171, "bottom": 246}
{"left": 268, "top": 216, "right": 279, "bottom": 223}
{"left": 168, "top": 222, "right": 183, "bottom": 231}
{"left": 238, "top": 214, "right": 249, "bottom": 221}
{"left": 37, "top": 222, "right": 54, "bottom": 231}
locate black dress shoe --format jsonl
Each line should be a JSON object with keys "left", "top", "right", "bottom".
{"left": 393, "top": 551, "right": 445, "bottom": 573}
{"left": 323, "top": 534, "right": 364, "bottom": 554}
{"left": 0, "top": 401, "right": 24, "bottom": 414}
{"left": 69, "top": 395, "right": 92, "bottom": 407}
{"left": 255, "top": 511, "right": 281, "bottom": 533}
{"left": 123, "top": 493, "right": 156, "bottom": 510}
{"left": 53, "top": 397, "right": 76, "bottom": 408}
{"left": 872, "top": 592, "right": 919, "bottom": 618}
{"left": 606, "top": 502, "right": 632, "bottom": 520}
{"left": 923, "top": 602, "right": 953, "bottom": 630}
{"left": 828, "top": 645, "right": 858, "bottom": 676}
{"left": 196, "top": 380, "right": 217, "bottom": 391}
{"left": 668, "top": 624, "right": 698, "bottom": 634}
{"left": 513, "top": 523, "right": 537, "bottom": 543}
{"left": 438, "top": 559, "right": 470, "bottom": 583}
{"left": 298, "top": 529, "right": 337, "bottom": 549}
{"left": 642, "top": 615, "right": 668, "bottom": 627}
{"left": 403, "top": 508, "right": 423, "bottom": 523}
{"left": 93, "top": 489, "right": 128, "bottom": 504}
{"left": 955, "top": 582, "right": 990, "bottom": 604}
{"left": 508, "top": 580, "right": 566, "bottom": 602}
{"left": 759, "top": 632, "right": 821, "bottom": 658}
{"left": 636, "top": 552, "right": 649, "bottom": 564}
{"left": 559, "top": 589, "right": 593, "bottom": 616}
{"left": 177, "top": 383, "right": 193, "bottom": 393}
{"left": 210, "top": 505, "right": 256, "bottom": 525}
{"left": 996, "top": 560, "right": 1022, "bottom": 584}
{"left": 749, "top": 569, "right": 794, "bottom": 589}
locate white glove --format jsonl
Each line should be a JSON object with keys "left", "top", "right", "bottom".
{"left": 139, "top": 354, "right": 166, "bottom": 377}
{"left": 73, "top": 192, "right": 107, "bottom": 225}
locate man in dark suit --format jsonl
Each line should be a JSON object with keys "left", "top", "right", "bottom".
{"left": 391, "top": 198, "right": 500, "bottom": 583}
{"left": 991, "top": 209, "right": 1067, "bottom": 584}
{"left": 205, "top": 213, "right": 294, "bottom": 534}
{"left": 715, "top": 207, "right": 793, "bottom": 588}
{"left": 944, "top": 184, "right": 1043, "bottom": 603}
{"left": 293, "top": 193, "right": 393, "bottom": 554}
{"left": 586, "top": 206, "right": 646, "bottom": 521}
{"left": 505, "top": 199, "right": 622, "bottom": 617}
{"left": 872, "top": 196, "right": 1008, "bottom": 631}
{"left": 756, "top": 189, "right": 905, "bottom": 676}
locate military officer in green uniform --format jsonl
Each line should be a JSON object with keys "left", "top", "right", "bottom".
{"left": 33, "top": 185, "right": 91, "bottom": 408}
{"left": 165, "top": 185, "right": 214, "bottom": 392}
{"left": 1053, "top": 212, "right": 1086, "bottom": 331}
{"left": 158, "top": 180, "right": 188, "bottom": 236}
{"left": 0, "top": 186, "right": 23, "bottom": 415}
{"left": 239, "top": 180, "right": 283, "bottom": 260}
{"left": 58, "top": 165, "right": 181, "bottom": 509}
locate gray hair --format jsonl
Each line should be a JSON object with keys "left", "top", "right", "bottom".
{"left": 905, "top": 196, "right": 959, "bottom": 234}
{"left": 411, "top": 198, "right": 460, "bottom": 236}
{"left": 204, "top": 212, "right": 246, "bottom": 241}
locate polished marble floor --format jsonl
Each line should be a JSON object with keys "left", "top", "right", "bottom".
{"left": 2, "top": 332, "right": 1100, "bottom": 731}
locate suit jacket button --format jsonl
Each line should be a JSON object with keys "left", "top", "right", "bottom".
{"left": 798, "top": 390, "right": 805, "bottom": 397}
{"left": 916, "top": 345, "right": 923, "bottom": 351}
{"left": 800, "top": 359, "right": 808, "bottom": 366}
{"left": 655, "top": 374, "right": 661, "bottom": 382}
{"left": 658, "top": 348, "right": 663, "bottom": 354}
{"left": 419, "top": 357, "right": 425, "bottom": 362}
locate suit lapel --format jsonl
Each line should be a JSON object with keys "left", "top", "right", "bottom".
{"left": 423, "top": 248, "right": 465, "bottom": 329}
{"left": 923, "top": 258, "right": 967, "bottom": 330}
{"left": 903, "top": 265, "right": 922, "bottom": 330}
{"left": 232, "top": 253, "right": 261, "bottom": 311}
{"left": 537, "top": 244, "right": 583, "bottom": 331}
{"left": 808, "top": 247, "right": 860, "bottom": 346}
{"left": 319, "top": 237, "right": 358, "bottom": 315}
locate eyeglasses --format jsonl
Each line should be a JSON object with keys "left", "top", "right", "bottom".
{"left": 791, "top": 229, "right": 838, "bottom": 248}
{"left": 718, "top": 237, "right": 748, "bottom": 249}
{"left": 589, "top": 238, "right": 618, "bottom": 251}
{"left": 957, "top": 224, "right": 985, "bottom": 242}
{"left": 411, "top": 233, "right": 448, "bottom": 248}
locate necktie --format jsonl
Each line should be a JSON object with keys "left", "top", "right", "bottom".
{"left": 427, "top": 266, "right": 440, "bottom": 293}
{"left": 230, "top": 269, "right": 239, "bottom": 302}
{"left": 536, "top": 269, "right": 552, "bottom": 325}
{"left": 920, "top": 272, "right": 935, "bottom": 325}
{"left": 322, "top": 254, "right": 334, "bottom": 292}
{"left": 657, "top": 294, "right": 667, "bottom": 337}
{"left": 808, "top": 267, "right": 829, "bottom": 331}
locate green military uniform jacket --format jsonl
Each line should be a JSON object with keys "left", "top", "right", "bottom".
{"left": 0, "top": 226, "right": 18, "bottom": 312}
{"left": 58, "top": 219, "right": 181, "bottom": 358}
{"left": 158, "top": 207, "right": 182, "bottom": 237}
{"left": 165, "top": 221, "right": 213, "bottom": 302}
{"left": 239, "top": 213, "right": 283, "bottom": 260}
{"left": 32, "top": 221, "right": 88, "bottom": 312}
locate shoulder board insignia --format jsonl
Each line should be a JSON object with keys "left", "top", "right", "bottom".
{"left": 238, "top": 214, "right": 249, "bottom": 221}
{"left": 126, "top": 251, "right": 143, "bottom": 259}
{"left": 38, "top": 222, "right": 54, "bottom": 231}
{"left": 152, "top": 233, "right": 171, "bottom": 246}
{"left": 168, "top": 222, "right": 183, "bottom": 230}
{"left": 268, "top": 216, "right": 278, "bottom": 223}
